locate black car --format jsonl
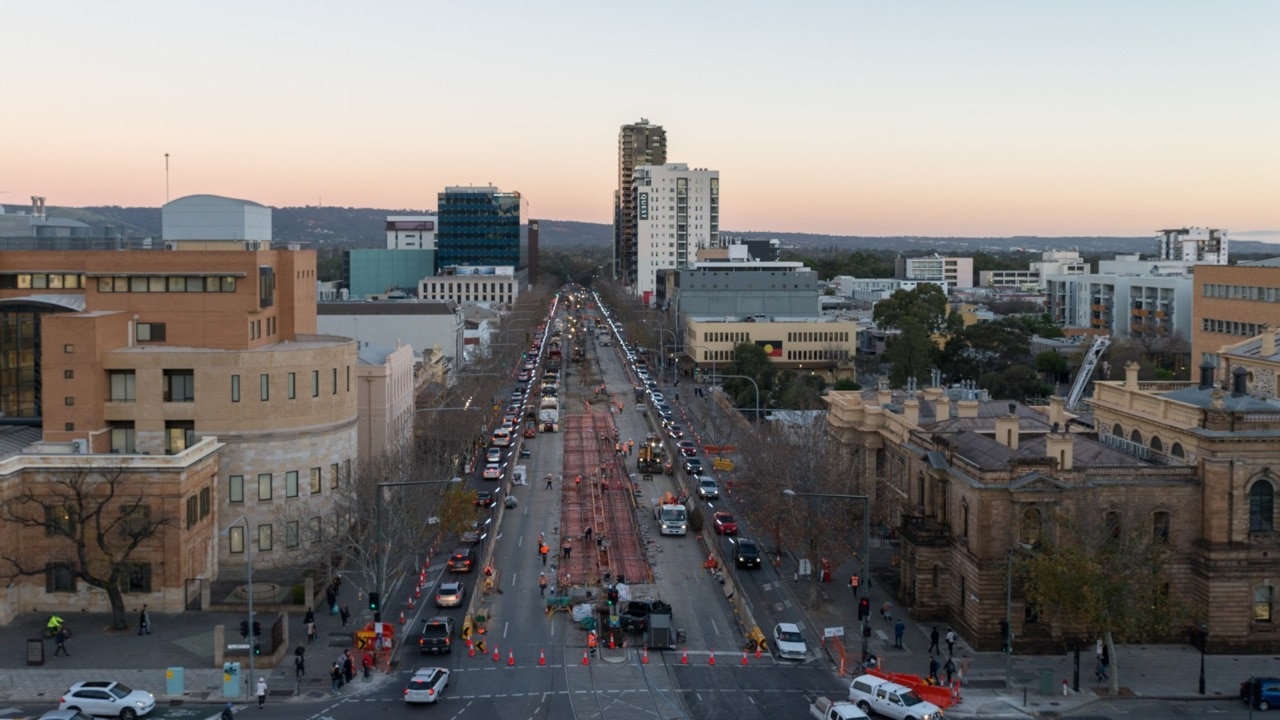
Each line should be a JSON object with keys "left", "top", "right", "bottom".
{"left": 684, "top": 458, "right": 703, "bottom": 475}
{"left": 733, "top": 538, "right": 763, "bottom": 569}
{"left": 619, "top": 598, "right": 673, "bottom": 633}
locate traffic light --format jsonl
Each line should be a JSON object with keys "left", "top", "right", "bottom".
{"left": 253, "top": 642, "right": 261, "bottom": 656}
{"left": 252, "top": 621, "right": 261, "bottom": 637}
{"left": 239, "top": 620, "right": 249, "bottom": 638}
{"left": 369, "top": 592, "right": 381, "bottom": 612}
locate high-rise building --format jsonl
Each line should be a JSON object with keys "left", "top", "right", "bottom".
{"left": 633, "top": 163, "right": 719, "bottom": 302}
{"left": 436, "top": 186, "right": 526, "bottom": 272}
{"left": 1158, "top": 227, "right": 1229, "bottom": 265}
{"left": 614, "top": 119, "right": 667, "bottom": 284}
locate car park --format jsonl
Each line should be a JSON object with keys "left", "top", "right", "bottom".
{"left": 698, "top": 476, "right": 720, "bottom": 500}
{"left": 483, "top": 463, "right": 504, "bottom": 480}
{"left": 447, "top": 548, "right": 477, "bottom": 572}
{"left": 59, "top": 682, "right": 156, "bottom": 720}
{"left": 712, "top": 511, "right": 738, "bottom": 535}
{"left": 435, "top": 581, "right": 465, "bottom": 608}
{"left": 403, "top": 667, "right": 449, "bottom": 703}
{"left": 733, "top": 538, "right": 763, "bottom": 569}
{"left": 773, "top": 622, "right": 808, "bottom": 660}
{"left": 678, "top": 441, "right": 698, "bottom": 457}
{"left": 684, "top": 458, "right": 703, "bottom": 475}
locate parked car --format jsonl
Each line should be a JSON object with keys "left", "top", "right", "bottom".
{"left": 447, "top": 548, "right": 477, "bottom": 572}
{"left": 712, "top": 511, "right": 739, "bottom": 535}
{"left": 773, "top": 622, "right": 808, "bottom": 660}
{"left": 1242, "top": 676, "right": 1280, "bottom": 710}
{"left": 619, "top": 598, "right": 673, "bottom": 633}
{"left": 435, "top": 581, "right": 465, "bottom": 608}
{"left": 403, "top": 667, "right": 449, "bottom": 703}
{"left": 59, "top": 682, "right": 156, "bottom": 720}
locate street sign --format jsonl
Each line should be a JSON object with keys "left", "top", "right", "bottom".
{"left": 823, "top": 626, "right": 845, "bottom": 638}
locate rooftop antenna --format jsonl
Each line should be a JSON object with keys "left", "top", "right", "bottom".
{"left": 164, "top": 153, "right": 170, "bottom": 204}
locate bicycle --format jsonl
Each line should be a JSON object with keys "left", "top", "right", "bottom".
{"left": 42, "top": 622, "right": 71, "bottom": 639}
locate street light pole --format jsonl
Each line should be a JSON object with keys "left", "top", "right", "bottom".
{"left": 224, "top": 515, "right": 255, "bottom": 693}
{"left": 374, "top": 478, "right": 462, "bottom": 611}
{"left": 708, "top": 373, "right": 760, "bottom": 422}
{"left": 781, "top": 489, "right": 871, "bottom": 595}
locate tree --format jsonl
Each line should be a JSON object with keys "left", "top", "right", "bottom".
{"left": 1035, "top": 350, "right": 1069, "bottom": 383}
{"left": 725, "top": 342, "right": 777, "bottom": 416}
{"left": 981, "top": 365, "right": 1050, "bottom": 401}
{"left": 0, "top": 465, "right": 170, "bottom": 631}
{"left": 1020, "top": 498, "right": 1183, "bottom": 695}
{"left": 873, "top": 284, "right": 950, "bottom": 335}
{"left": 940, "top": 318, "right": 1032, "bottom": 382}
{"left": 882, "top": 316, "right": 938, "bottom": 387}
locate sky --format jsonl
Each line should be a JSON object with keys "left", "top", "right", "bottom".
{"left": 3, "top": 1, "right": 1278, "bottom": 238}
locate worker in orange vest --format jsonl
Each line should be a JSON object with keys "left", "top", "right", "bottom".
{"left": 587, "top": 630, "right": 598, "bottom": 656}
{"left": 540, "top": 543, "right": 549, "bottom": 565}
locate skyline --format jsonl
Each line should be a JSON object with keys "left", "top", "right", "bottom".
{"left": 2, "top": 1, "right": 1277, "bottom": 239}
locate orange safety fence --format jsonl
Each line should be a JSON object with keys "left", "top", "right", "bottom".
{"left": 868, "top": 668, "right": 961, "bottom": 709}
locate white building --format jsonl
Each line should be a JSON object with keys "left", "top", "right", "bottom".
{"left": 897, "top": 254, "right": 974, "bottom": 289}
{"left": 356, "top": 341, "right": 417, "bottom": 459}
{"left": 386, "top": 214, "right": 438, "bottom": 250}
{"left": 831, "top": 276, "right": 948, "bottom": 304}
{"left": 419, "top": 266, "right": 520, "bottom": 306}
{"left": 979, "top": 250, "right": 1088, "bottom": 289}
{"left": 1157, "top": 227, "right": 1228, "bottom": 265}
{"left": 1044, "top": 271, "right": 1191, "bottom": 341}
{"left": 162, "top": 194, "right": 271, "bottom": 243}
{"left": 633, "top": 163, "right": 719, "bottom": 302}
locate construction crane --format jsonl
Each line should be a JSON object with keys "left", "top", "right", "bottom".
{"left": 1066, "top": 335, "right": 1112, "bottom": 411}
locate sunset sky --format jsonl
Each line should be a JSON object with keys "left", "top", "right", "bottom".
{"left": 3, "top": 1, "right": 1277, "bottom": 238}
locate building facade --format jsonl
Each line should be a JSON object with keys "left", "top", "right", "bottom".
{"left": 436, "top": 186, "right": 526, "bottom": 272}
{"left": 1044, "top": 271, "right": 1190, "bottom": 341}
{"left": 420, "top": 266, "right": 520, "bottom": 306}
{"left": 1190, "top": 264, "right": 1280, "bottom": 368}
{"left": 386, "top": 214, "right": 438, "bottom": 250}
{"left": 614, "top": 119, "right": 667, "bottom": 285}
{"left": 356, "top": 341, "right": 416, "bottom": 459}
{"left": 664, "top": 261, "right": 819, "bottom": 320}
{"left": 633, "top": 163, "right": 719, "bottom": 302}
{"left": 897, "top": 255, "right": 974, "bottom": 290}
{"left": 684, "top": 316, "right": 857, "bottom": 381}
{"left": 317, "top": 300, "right": 465, "bottom": 372}
{"left": 1158, "top": 227, "right": 1228, "bottom": 265}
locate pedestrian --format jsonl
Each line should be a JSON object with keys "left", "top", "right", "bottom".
{"left": 588, "top": 630, "right": 598, "bottom": 657}
{"left": 881, "top": 601, "right": 892, "bottom": 622}
{"left": 894, "top": 620, "right": 905, "bottom": 648}
{"left": 255, "top": 677, "right": 267, "bottom": 709}
{"left": 1101, "top": 642, "right": 1110, "bottom": 676}
{"left": 294, "top": 651, "right": 306, "bottom": 678}
{"left": 945, "top": 627, "right": 957, "bottom": 655}
{"left": 563, "top": 540, "right": 572, "bottom": 559}
{"left": 927, "top": 655, "right": 940, "bottom": 684}
{"left": 362, "top": 651, "right": 373, "bottom": 679}
{"left": 305, "top": 608, "right": 317, "bottom": 644}
{"left": 585, "top": 526, "right": 593, "bottom": 542}
{"left": 340, "top": 605, "right": 350, "bottom": 628}
{"left": 943, "top": 656, "right": 956, "bottom": 686}
{"left": 1094, "top": 657, "right": 1108, "bottom": 682}
{"left": 928, "top": 627, "right": 941, "bottom": 654}
{"left": 959, "top": 654, "right": 971, "bottom": 685}
{"left": 857, "top": 596, "right": 870, "bottom": 621}
{"left": 221, "top": 703, "right": 234, "bottom": 720}
{"left": 138, "top": 604, "right": 152, "bottom": 635}
{"left": 538, "top": 572, "right": 548, "bottom": 597}
{"left": 325, "top": 589, "right": 336, "bottom": 613}
{"left": 330, "top": 662, "right": 343, "bottom": 692}
{"left": 546, "top": 475, "right": 554, "bottom": 490}
{"left": 54, "top": 626, "right": 70, "bottom": 656}
{"left": 540, "top": 543, "right": 549, "bottom": 565}
{"left": 342, "top": 650, "right": 355, "bottom": 684}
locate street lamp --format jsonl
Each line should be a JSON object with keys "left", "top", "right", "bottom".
{"left": 373, "top": 478, "right": 463, "bottom": 612}
{"left": 708, "top": 374, "right": 761, "bottom": 423}
{"left": 222, "top": 515, "right": 255, "bottom": 693}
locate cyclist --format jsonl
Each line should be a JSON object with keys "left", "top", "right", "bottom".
{"left": 45, "top": 614, "right": 66, "bottom": 637}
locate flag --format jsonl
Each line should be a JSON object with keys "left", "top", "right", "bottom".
{"left": 755, "top": 340, "right": 783, "bottom": 357}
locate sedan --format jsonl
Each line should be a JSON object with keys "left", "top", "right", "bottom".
{"left": 712, "top": 511, "right": 739, "bottom": 535}
{"left": 678, "top": 441, "right": 698, "bottom": 457}
{"left": 404, "top": 667, "right": 449, "bottom": 704}
{"left": 435, "top": 581, "right": 465, "bottom": 608}
{"left": 650, "top": 392, "right": 665, "bottom": 404}
{"left": 474, "top": 491, "right": 497, "bottom": 508}
{"left": 684, "top": 458, "right": 704, "bottom": 475}
{"left": 698, "top": 476, "right": 720, "bottom": 500}
{"left": 773, "top": 622, "right": 808, "bottom": 661}
{"left": 60, "top": 682, "right": 156, "bottom": 720}
{"left": 482, "top": 463, "right": 504, "bottom": 480}
{"left": 486, "top": 447, "right": 504, "bottom": 463}
{"left": 666, "top": 424, "right": 685, "bottom": 439}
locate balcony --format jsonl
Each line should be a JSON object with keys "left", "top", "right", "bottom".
{"left": 898, "top": 514, "right": 950, "bottom": 548}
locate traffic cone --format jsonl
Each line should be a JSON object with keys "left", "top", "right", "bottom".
{"left": 582, "top": 649, "right": 590, "bottom": 665}
{"left": 508, "top": 650, "right": 515, "bottom": 666}
{"left": 681, "top": 649, "right": 688, "bottom": 665}
{"left": 493, "top": 645, "right": 500, "bottom": 662}
{"left": 709, "top": 649, "right": 716, "bottom": 666}
{"left": 755, "top": 643, "right": 762, "bottom": 660}
{"left": 407, "top": 597, "right": 415, "bottom": 610}
{"left": 467, "top": 640, "right": 475, "bottom": 657}
{"left": 741, "top": 650, "right": 748, "bottom": 666}
{"left": 539, "top": 649, "right": 546, "bottom": 666}
{"left": 399, "top": 611, "right": 405, "bottom": 625}
{"left": 609, "top": 635, "right": 615, "bottom": 649}
{"left": 641, "top": 648, "right": 649, "bottom": 665}
{"left": 415, "top": 586, "right": 421, "bottom": 599}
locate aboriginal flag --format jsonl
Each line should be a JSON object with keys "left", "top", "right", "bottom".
{"left": 755, "top": 340, "right": 784, "bottom": 357}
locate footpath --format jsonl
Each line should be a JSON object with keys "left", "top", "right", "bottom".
{"left": 674, "top": 378, "right": 1280, "bottom": 718}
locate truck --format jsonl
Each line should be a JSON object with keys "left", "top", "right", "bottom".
{"left": 538, "top": 396, "right": 560, "bottom": 432}
{"left": 847, "top": 675, "right": 944, "bottom": 720}
{"left": 652, "top": 493, "right": 688, "bottom": 536}
{"left": 810, "top": 696, "right": 870, "bottom": 720}
{"left": 637, "top": 436, "right": 665, "bottom": 474}
{"left": 417, "top": 616, "right": 455, "bottom": 654}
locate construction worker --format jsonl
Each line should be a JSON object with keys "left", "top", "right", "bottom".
{"left": 540, "top": 543, "right": 549, "bottom": 565}
{"left": 587, "top": 630, "right": 598, "bottom": 656}
{"left": 538, "top": 573, "right": 548, "bottom": 596}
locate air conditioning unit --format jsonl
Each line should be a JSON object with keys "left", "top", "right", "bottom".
{"left": 70, "top": 439, "right": 88, "bottom": 454}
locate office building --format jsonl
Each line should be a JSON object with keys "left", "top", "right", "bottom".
{"left": 1191, "top": 263, "right": 1280, "bottom": 367}
{"left": 1158, "top": 227, "right": 1228, "bottom": 265}
{"left": 896, "top": 254, "right": 974, "bottom": 290}
{"left": 633, "top": 163, "right": 719, "bottom": 302}
{"left": 683, "top": 315, "right": 857, "bottom": 382}
{"left": 386, "top": 214, "right": 438, "bottom": 250}
{"left": 436, "top": 186, "right": 526, "bottom": 273}
{"left": 614, "top": 119, "right": 667, "bottom": 285}
{"left": 420, "top": 266, "right": 520, "bottom": 307}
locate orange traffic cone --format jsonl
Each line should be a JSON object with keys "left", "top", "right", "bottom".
{"left": 709, "top": 650, "right": 716, "bottom": 666}
{"left": 415, "top": 586, "right": 421, "bottom": 599}
{"left": 681, "top": 649, "right": 688, "bottom": 665}
{"left": 399, "top": 611, "right": 405, "bottom": 625}
{"left": 609, "top": 635, "right": 615, "bottom": 650}
{"left": 755, "top": 644, "right": 762, "bottom": 660}
{"left": 508, "top": 650, "right": 515, "bottom": 666}
{"left": 641, "top": 648, "right": 649, "bottom": 665}
{"left": 492, "top": 645, "right": 500, "bottom": 662}
{"left": 407, "top": 597, "right": 415, "bottom": 610}
{"left": 582, "top": 649, "right": 590, "bottom": 665}
{"left": 741, "top": 650, "right": 748, "bottom": 666}
{"left": 467, "top": 640, "right": 475, "bottom": 657}
{"left": 539, "top": 649, "right": 546, "bottom": 666}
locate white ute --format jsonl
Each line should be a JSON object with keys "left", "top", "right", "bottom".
{"left": 810, "top": 696, "right": 870, "bottom": 720}
{"left": 847, "top": 674, "right": 943, "bottom": 720}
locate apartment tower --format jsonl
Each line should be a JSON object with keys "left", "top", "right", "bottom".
{"left": 613, "top": 119, "right": 667, "bottom": 285}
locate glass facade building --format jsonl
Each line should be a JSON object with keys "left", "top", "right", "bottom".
{"left": 436, "top": 187, "right": 525, "bottom": 272}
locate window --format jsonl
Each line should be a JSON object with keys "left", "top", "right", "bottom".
{"left": 332, "top": 368, "right": 338, "bottom": 395}
{"left": 258, "top": 524, "right": 273, "bottom": 552}
{"left": 200, "top": 486, "right": 211, "bottom": 519}
{"left": 1255, "top": 584, "right": 1274, "bottom": 623}
{"left": 260, "top": 373, "right": 270, "bottom": 401}
{"left": 286, "top": 521, "right": 300, "bottom": 548}
{"left": 46, "top": 564, "right": 76, "bottom": 593}
{"left": 121, "top": 563, "right": 152, "bottom": 593}
{"left": 285, "top": 471, "right": 299, "bottom": 498}
{"left": 1250, "top": 481, "right": 1275, "bottom": 533}
{"left": 312, "top": 370, "right": 320, "bottom": 397}
{"left": 119, "top": 504, "right": 151, "bottom": 536}
{"left": 186, "top": 495, "right": 199, "bottom": 528}
{"left": 165, "top": 420, "right": 195, "bottom": 454}
{"left": 231, "top": 375, "right": 240, "bottom": 403}
{"left": 1153, "top": 511, "right": 1171, "bottom": 543}
{"left": 330, "top": 462, "right": 340, "bottom": 489}
{"left": 258, "top": 473, "right": 273, "bottom": 501}
{"left": 64, "top": 344, "right": 74, "bottom": 353}
{"left": 288, "top": 372, "right": 296, "bottom": 399}
{"left": 109, "top": 371, "right": 136, "bottom": 402}
{"left": 309, "top": 516, "right": 322, "bottom": 543}
{"left": 45, "top": 505, "right": 74, "bottom": 536}
{"left": 163, "top": 370, "right": 195, "bottom": 402}
{"left": 229, "top": 475, "right": 244, "bottom": 503}
{"left": 64, "top": 369, "right": 73, "bottom": 379}
{"left": 310, "top": 467, "right": 321, "bottom": 494}
{"left": 1172, "top": 442, "right": 1185, "bottom": 459}
{"left": 1021, "top": 508, "right": 1042, "bottom": 546}
{"left": 136, "top": 323, "right": 166, "bottom": 342}
{"left": 229, "top": 525, "right": 246, "bottom": 554}
{"left": 64, "top": 396, "right": 74, "bottom": 406}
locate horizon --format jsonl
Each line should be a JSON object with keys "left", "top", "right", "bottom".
{"left": 2, "top": 1, "right": 1276, "bottom": 238}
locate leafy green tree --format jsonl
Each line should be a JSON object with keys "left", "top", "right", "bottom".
{"left": 883, "top": 315, "right": 938, "bottom": 387}
{"left": 1035, "top": 350, "right": 1069, "bottom": 382}
{"left": 940, "top": 318, "right": 1032, "bottom": 382}
{"left": 724, "top": 342, "right": 777, "bottom": 416}
{"left": 833, "top": 378, "right": 862, "bottom": 392}
{"left": 873, "top": 284, "right": 950, "bottom": 334}
{"left": 981, "top": 365, "right": 1050, "bottom": 400}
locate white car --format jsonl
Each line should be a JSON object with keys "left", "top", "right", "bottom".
{"left": 698, "top": 476, "right": 720, "bottom": 500}
{"left": 773, "top": 622, "right": 808, "bottom": 660}
{"left": 59, "top": 682, "right": 156, "bottom": 720}
{"left": 847, "top": 674, "right": 942, "bottom": 720}
{"left": 483, "top": 463, "right": 503, "bottom": 480}
{"left": 404, "top": 667, "right": 449, "bottom": 704}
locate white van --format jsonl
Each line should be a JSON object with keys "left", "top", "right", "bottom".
{"left": 491, "top": 427, "right": 512, "bottom": 447}
{"left": 847, "top": 674, "right": 942, "bottom": 720}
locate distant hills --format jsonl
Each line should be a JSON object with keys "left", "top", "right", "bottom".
{"left": 6, "top": 204, "right": 1278, "bottom": 257}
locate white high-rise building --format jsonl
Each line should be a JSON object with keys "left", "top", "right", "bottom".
{"left": 1157, "top": 227, "right": 1228, "bottom": 265}
{"left": 633, "top": 163, "right": 719, "bottom": 302}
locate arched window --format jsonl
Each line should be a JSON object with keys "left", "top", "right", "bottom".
{"left": 961, "top": 501, "right": 970, "bottom": 538}
{"left": 1112, "top": 423, "right": 1123, "bottom": 437}
{"left": 1021, "top": 508, "right": 1042, "bottom": 547}
{"left": 1250, "top": 481, "right": 1275, "bottom": 533}
{"left": 1150, "top": 436, "right": 1164, "bottom": 453}
{"left": 1130, "top": 429, "right": 1143, "bottom": 445}
{"left": 1171, "top": 443, "right": 1185, "bottom": 459}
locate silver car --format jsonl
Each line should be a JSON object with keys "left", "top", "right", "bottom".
{"left": 59, "top": 682, "right": 155, "bottom": 720}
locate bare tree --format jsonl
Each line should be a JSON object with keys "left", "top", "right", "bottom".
{"left": 0, "top": 465, "right": 171, "bottom": 630}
